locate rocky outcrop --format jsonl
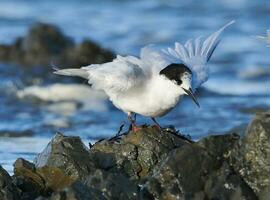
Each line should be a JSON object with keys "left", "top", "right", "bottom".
{"left": 34, "top": 133, "right": 95, "bottom": 179}
{"left": 13, "top": 158, "right": 103, "bottom": 200}
{"left": 2, "top": 112, "right": 270, "bottom": 199}
{"left": 0, "top": 23, "right": 114, "bottom": 67}
{"left": 0, "top": 165, "right": 20, "bottom": 200}
{"left": 142, "top": 136, "right": 256, "bottom": 200}
{"left": 231, "top": 112, "right": 270, "bottom": 199}
{"left": 89, "top": 127, "right": 189, "bottom": 179}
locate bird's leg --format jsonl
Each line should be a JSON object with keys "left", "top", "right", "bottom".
{"left": 128, "top": 112, "right": 141, "bottom": 132}
{"left": 151, "top": 117, "right": 162, "bottom": 131}
{"left": 116, "top": 123, "right": 125, "bottom": 136}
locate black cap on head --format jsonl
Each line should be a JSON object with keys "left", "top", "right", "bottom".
{"left": 159, "top": 63, "right": 192, "bottom": 85}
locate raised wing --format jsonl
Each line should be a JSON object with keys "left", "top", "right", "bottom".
{"left": 140, "top": 44, "right": 176, "bottom": 74}
{"left": 82, "top": 55, "right": 146, "bottom": 94}
{"left": 162, "top": 20, "right": 235, "bottom": 89}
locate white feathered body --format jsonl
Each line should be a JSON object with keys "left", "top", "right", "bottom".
{"left": 54, "top": 21, "right": 234, "bottom": 118}
{"left": 110, "top": 75, "right": 183, "bottom": 117}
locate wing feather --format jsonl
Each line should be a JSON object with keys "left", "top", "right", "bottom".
{"left": 163, "top": 20, "right": 235, "bottom": 89}
{"left": 175, "top": 42, "right": 188, "bottom": 61}
{"left": 82, "top": 55, "right": 146, "bottom": 94}
{"left": 185, "top": 39, "right": 194, "bottom": 57}
{"left": 194, "top": 36, "right": 202, "bottom": 55}
{"left": 140, "top": 44, "right": 175, "bottom": 73}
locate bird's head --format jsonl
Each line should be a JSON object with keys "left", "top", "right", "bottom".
{"left": 159, "top": 63, "right": 200, "bottom": 108}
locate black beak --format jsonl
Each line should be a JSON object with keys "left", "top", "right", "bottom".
{"left": 183, "top": 88, "right": 200, "bottom": 108}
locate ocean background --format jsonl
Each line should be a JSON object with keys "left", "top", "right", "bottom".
{"left": 0, "top": 0, "right": 270, "bottom": 173}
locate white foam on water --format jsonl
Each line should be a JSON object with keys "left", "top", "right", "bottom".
{"left": 204, "top": 79, "right": 270, "bottom": 96}
{"left": 17, "top": 83, "right": 108, "bottom": 112}
{"left": 44, "top": 102, "right": 79, "bottom": 116}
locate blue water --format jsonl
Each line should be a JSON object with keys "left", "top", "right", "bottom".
{"left": 0, "top": 0, "right": 270, "bottom": 173}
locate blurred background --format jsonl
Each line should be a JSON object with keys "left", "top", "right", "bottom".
{"left": 0, "top": 0, "right": 269, "bottom": 173}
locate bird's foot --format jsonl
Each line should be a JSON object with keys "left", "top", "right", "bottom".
{"left": 129, "top": 124, "right": 143, "bottom": 132}
{"left": 132, "top": 125, "right": 143, "bottom": 132}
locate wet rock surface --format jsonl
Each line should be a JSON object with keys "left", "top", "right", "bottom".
{"left": 90, "top": 127, "right": 189, "bottom": 179}
{"left": 231, "top": 112, "right": 270, "bottom": 199}
{"left": 1, "top": 112, "right": 270, "bottom": 199}
{"left": 0, "top": 165, "right": 20, "bottom": 200}
{"left": 142, "top": 141, "right": 256, "bottom": 200}
{"left": 0, "top": 23, "right": 115, "bottom": 67}
{"left": 34, "top": 133, "right": 95, "bottom": 179}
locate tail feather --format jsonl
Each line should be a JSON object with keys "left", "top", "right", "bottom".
{"left": 53, "top": 68, "right": 89, "bottom": 79}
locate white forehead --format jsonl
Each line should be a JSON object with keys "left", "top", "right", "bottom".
{"left": 181, "top": 71, "right": 192, "bottom": 80}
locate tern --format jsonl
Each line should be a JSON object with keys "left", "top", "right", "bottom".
{"left": 54, "top": 20, "right": 234, "bottom": 131}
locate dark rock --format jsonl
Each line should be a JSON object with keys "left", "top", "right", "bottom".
{"left": 20, "top": 23, "right": 73, "bottom": 66}
{"left": 84, "top": 169, "right": 138, "bottom": 200}
{"left": 34, "top": 133, "right": 95, "bottom": 179}
{"left": 90, "top": 126, "right": 190, "bottom": 179}
{"left": 204, "top": 162, "right": 257, "bottom": 200}
{"left": 142, "top": 135, "right": 256, "bottom": 199}
{"left": 0, "top": 23, "right": 115, "bottom": 67}
{"left": 7, "top": 123, "right": 267, "bottom": 199}
{"left": 0, "top": 165, "right": 20, "bottom": 200}
{"left": 142, "top": 143, "right": 218, "bottom": 199}
{"left": 61, "top": 39, "right": 115, "bottom": 67}
{"left": 22, "top": 23, "right": 73, "bottom": 55}
{"left": 231, "top": 112, "right": 270, "bottom": 199}
{"left": 36, "top": 181, "right": 104, "bottom": 200}
{"left": 198, "top": 133, "right": 240, "bottom": 161}
{"left": 13, "top": 159, "right": 43, "bottom": 197}
{"left": 13, "top": 158, "right": 47, "bottom": 199}
{"left": 13, "top": 158, "right": 77, "bottom": 199}
{"left": 32, "top": 127, "right": 189, "bottom": 199}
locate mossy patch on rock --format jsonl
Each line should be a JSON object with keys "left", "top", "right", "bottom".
{"left": 13, "top": 158, "right": 76, "bottom": 199}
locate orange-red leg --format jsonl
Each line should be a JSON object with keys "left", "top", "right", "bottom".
{"left": 128, "top": 113, "right": 142, "bottom": 132}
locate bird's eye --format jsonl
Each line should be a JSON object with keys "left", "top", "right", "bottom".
{"left": 176, "top": 80, "right": 182, "bottom": 85}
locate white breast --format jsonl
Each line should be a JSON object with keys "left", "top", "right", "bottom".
{"left": 109, "top": 75, "right": 184, "bottom": 118}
